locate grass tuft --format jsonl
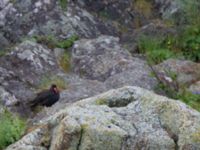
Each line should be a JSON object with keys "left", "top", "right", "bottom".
{"left": 38, "top": 75, "right": 67, "bottom": 91}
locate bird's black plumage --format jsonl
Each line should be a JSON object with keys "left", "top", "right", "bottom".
{"left": 30, "top": 84, "right": 60, "bottom": 109}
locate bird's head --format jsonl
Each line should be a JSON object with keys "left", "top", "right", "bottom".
{"left": 50, "top": 84, "right": 59, "bottom": 94}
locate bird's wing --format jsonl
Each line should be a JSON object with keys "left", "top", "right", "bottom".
{"left": 29, "top": 90, "right": 53, "bottom": 107}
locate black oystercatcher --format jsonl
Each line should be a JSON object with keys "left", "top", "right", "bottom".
{"left": 30, "top": 84, "right": 60, "bottom": 109}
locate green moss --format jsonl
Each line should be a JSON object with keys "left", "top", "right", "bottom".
{"left": 95, "top": 99, "right": 108, "bottom": 105}
{"left": 0, "top": 109, "right": 26, "bottom": 149}
{"left": 192, "top": 128, "right": 200, "bottom": 143}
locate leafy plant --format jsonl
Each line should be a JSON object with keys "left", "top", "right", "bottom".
{"left": 0, "top": 109, "right": 26, "bottom": 149}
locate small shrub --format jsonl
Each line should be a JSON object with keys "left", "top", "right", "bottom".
{"left": 38, "top": 75, "right": 67, "bottom": 91}
{"left": 56, "top": 35, "right": 79, "bottom": 49}
{"left": 59, "top": 0, "right": 68, "bottom": 10}
{"left": 0, "top": 109, "right": 26, "bottom": 149}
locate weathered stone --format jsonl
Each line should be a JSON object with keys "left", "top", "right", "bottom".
{"left": 153, "top": 59, "right": 200, "bottom": 88}
{"left": 189, "top": 81, "right": 200, "bottom": 95}
{"left": 7, "top": 86, "right": 200, "bottom": 150}
{"left": 0, "top": 0, "right": 117, "bottom": 46}
{"left": 72, "top": 35, "right": 157, "bottom": 89}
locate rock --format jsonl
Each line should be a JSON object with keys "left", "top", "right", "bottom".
{"left": 72, "top": 35, "right": 157, "bottom": 89}
{"left": 0, "top": 86, "right": 19, "bottom": 107}
{"left": 7, "top": 86, "right": 200, "bottom": 150}
{"left": 0, "top": 0, "right": 117, "bottom": 45}
{"left": 153, "top": 59, "right": 200, "bottom": 88}
{"left": 76, "top": 0, "right": 136, "bottom": 28}
{"left": 104, "top": 57, "right": 157, "bottom": 90}
{"left": 0, "top": 40, "right": 60, "bottom": 87}
{"left": 60, "top": 74, "right": 106, "bottom": 103}
{"left": 154, "top": 0, "right": 181, "bottom": 19}
{"left": 189, "top": 81, "right": 200, "bottom": 95}
{"left": 121, "top": 22, "right": 176, "bottom": 54}
{"left": 0, "top": 40, "right": 61, "bottom": 107}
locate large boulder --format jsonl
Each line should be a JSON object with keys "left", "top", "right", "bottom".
{"left": 72, "top": 35, "right": 157, "bottom": 89}
{"left": 7, "top": 86, "right": 200, "bottom": 150}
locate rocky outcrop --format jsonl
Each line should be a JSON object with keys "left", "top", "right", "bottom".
{"left": 0, "top": 0, "right": 117, "bottom": 46}
{"left": 72, "top": 35, "right": 157, "bottom": 89}
{"left": 6, "top": 86, "right": 200, "bottom": 150}
{"left": 0, "top": 40, "right": 60, "bottom": 102}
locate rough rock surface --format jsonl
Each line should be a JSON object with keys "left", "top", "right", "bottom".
{"left": 0, "top": 40, "right": 60, "bottom": 102}
{"left": 189, "top": 81, "right": 200, "bottom": 95}
{"left": 7, "top": 86, "right": 200, "bottom": 150}
{"left": 0, "top": 0, "right": 117, "bottom": 46}
{"left": 72, "top": 35, "right": 157, "bottom": 89}
{"left": 153, "top": 59, "right": 200, "bottom": 89}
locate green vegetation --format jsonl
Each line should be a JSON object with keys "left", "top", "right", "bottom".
{"left": 59, "top": 51, "right": 71, "bottom": 72}
{"left": 34, "top": 35, "right": 78, "bottom": 72}
{"left": 138, "top": 36, "right": 176, "bottom": 64}
{"left": 0, "top": 109, "right": 26, "bottom": 149}
{"left": 0, "top": 50, "right": 7, "bottom": 57}
{"left": 175, "top": 26, "right": 200, "bottom": 62}
{"left": 59, "top": 0, "right": 68, "bottom": 10}
{"left": 38, "top": 75, "right": 67, "bottom": 91}
{"left": 137, "top": 0, "right": 200, "bottom": 63}
{"left": 96, "top": 98, "right": 107, "bottom": 105}
{"left": 34, "top": 35, "right": 57, "bottom": 49}
{"left": 34, "top": 35, "right": 78, "bottom": 50}
{"left": 56, "top": 35, "right": 79, "bottom": 49}
{"left": 152, "top": 69, "right": 200, "bottom": 111}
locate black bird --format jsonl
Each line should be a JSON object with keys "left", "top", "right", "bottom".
{"left": 30, "top": 84, "right": 60, "bottom": 109}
